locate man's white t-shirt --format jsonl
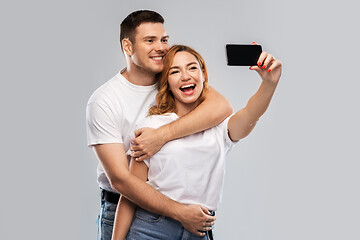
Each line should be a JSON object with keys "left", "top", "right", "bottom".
{"left": 131, "top": 113, "right": 237, "bottom": 211}
{"left": 86, "top": 70, "right": 157, "bottom": 192}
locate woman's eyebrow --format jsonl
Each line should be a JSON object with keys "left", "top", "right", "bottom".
{"left": 186, "top": 62, "right": 198, "bottom": 66}
{"left": 169, "top": 66, "right": 179, "bottom": 70}
{"left": 170, "top": 62, "right": 198, "bottom": 69}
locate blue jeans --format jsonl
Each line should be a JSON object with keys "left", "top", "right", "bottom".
{"left": 126, "top": 207, "right": 209, "bottom": 240}
{"left": 97, "top": 199, "right": 116, "bottom": 240}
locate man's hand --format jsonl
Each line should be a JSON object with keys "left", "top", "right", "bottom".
{"left": 130, "top": 127, "right": 167, "bottom": 161}
{"left": 175, "top": 204, "right": 216, "bottom": 237}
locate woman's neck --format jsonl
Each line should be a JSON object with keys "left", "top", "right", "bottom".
{"left": 174, "top": 100, "right": 200, "bottom": 117}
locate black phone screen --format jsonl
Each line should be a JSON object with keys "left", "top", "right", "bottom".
{"left": 226, "top": 44, "right": 262, "bottom": 66}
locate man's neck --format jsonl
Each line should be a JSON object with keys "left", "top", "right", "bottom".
{"left": 121, "top": 65, "right": 157, "bottom": 86}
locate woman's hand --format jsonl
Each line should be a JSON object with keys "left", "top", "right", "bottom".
{"left": 249, "top": 42, "right": 282, "bottom": 85}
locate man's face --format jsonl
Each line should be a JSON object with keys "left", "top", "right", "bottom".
{"left": 130, "top": 22, "right": 169, "bottom": 74}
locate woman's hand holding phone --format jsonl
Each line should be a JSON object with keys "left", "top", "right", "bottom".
{"left": 249, "top": 42, "right": 282, "bottom": 85}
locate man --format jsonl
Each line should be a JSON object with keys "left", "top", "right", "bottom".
{"left": 86, "top": 10, "right": 232, "bottom": 240}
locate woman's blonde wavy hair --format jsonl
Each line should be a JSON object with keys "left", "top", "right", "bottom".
{"left": 149, "top": 45, "right": 209, "bottom": 116}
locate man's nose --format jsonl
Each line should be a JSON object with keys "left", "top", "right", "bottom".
{"left": 155, "top": 41, "right": 167, "bottom": 52}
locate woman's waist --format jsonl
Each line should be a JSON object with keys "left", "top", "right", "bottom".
{"left": 147, "top": 180, "right": 222, "bottom": 211}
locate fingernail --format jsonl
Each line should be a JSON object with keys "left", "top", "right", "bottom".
{"left": 262, "top": 65, "right": 266, "bottom": 69}
{"left": 257, "top": 62, "right": 261, "bottom": 66}
{"left": 252, "top": 42, "right": 256, "bottom": 44}
{"left": 268, "top": 69, "right": 272, "bottom": 72}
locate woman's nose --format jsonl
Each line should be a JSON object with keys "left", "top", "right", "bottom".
{"left": 180, "top": 70, "right": 191, "bottom": 81}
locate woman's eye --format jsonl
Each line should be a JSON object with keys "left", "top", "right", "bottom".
{"left": 190, "top": 66, "right": 198, "bottom": 70}
{"left": 169, "top": 70, "right": 179, "bottom": 75}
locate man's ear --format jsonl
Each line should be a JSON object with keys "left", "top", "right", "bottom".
{"left": 122, "top": 38, "right": 133, "bottom": 56}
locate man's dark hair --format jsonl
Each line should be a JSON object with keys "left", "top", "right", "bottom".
{"left": 120, "top": 10, "right": 164, "bottom": 50}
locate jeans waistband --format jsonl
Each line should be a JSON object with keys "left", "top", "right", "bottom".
{"left": 101, "top": 188, "right": 120, "bottom": 204}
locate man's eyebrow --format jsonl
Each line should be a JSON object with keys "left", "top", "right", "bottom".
{"left": 142, "top": 36, "right": 157, "bottom": 40}
{"left": 142, "top": 35, "right": 169, "bottom": 40}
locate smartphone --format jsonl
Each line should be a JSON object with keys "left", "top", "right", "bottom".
{"left": 226, "top": 44, "right": 262, "bottom": 66}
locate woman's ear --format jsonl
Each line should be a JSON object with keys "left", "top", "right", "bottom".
{"left": 122, "top": 38, "right": 133, "bottom": 56}
{"left": 202, "top": 69, "right": 205, "bottom": 82}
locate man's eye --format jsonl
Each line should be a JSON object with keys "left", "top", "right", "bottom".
{"left": 162, "top": 39, "right": 168, "bottom": 43}
{"left": 146, "top": 39, "right": 153, "bottom": 43}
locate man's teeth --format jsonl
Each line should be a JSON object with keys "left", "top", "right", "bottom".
{"left": 180, "top": 84, "right": 195, "bottom": 89}
{"left": 152, "top": 57, "right": 162, "bottom": 60}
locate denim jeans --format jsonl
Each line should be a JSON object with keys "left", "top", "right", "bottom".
{"left": 126, "top": 207, "right": 209, "bottom": 240}
{"left": 97, "top": 199, "right": 116, "bottom": 240}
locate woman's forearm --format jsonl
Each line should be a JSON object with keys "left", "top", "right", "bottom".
{"left": 244, "top": 80, "right": 278, "bottom": 122}
{"left": 228, "top": 49, "right": 282, "bottom": 141}
{"left": 112, "top": 196, "right": 136, "bottom": 240}
{"left": 228, "top": 80, "right": 278, "bottom": 141}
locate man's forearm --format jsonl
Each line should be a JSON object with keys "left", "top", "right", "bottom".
{"left": 129, "top": 87, "right": 232, "bottom": 161}
{"left": 111, "top": 170, "right": 183, "bottom": 221}
{"left": 95, "top": 143, "right": 214, "bottom": 236}
{"left": 160, "top": 86, "right": 233, "bottom": 142}
{"left": 95, "top": 144, "right": 182, "bottom": 220}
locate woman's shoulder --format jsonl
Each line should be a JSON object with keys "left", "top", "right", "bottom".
{"left": 137, "top": 113, "right": 178, "bottom": 129}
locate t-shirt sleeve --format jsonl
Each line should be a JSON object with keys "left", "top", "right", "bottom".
{"left": 124, "top": 128, "right": 150, "bottom": 168}
{"left": 124, "top": 116, "right": 154, "bottom": 166}
{"left": 125, "top": 115, "right": 163, "bottom": 167}
{"left": 219, "top": 114, "right": 239, "bottom": 153}
{"left": 125, "top": 146, "right": 150, "bottom": 168}
{"left": 86, "top": 102, "right": 123, "bottom": 147}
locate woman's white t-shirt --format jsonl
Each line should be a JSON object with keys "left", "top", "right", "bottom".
{"left": 131, "top": 113, "right": 237, "bottom": 211}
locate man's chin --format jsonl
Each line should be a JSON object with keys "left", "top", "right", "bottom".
{"left": 151, "top": 66, "right": 164, "bottom": 74}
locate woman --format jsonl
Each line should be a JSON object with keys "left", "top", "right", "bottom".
{"left": 112, "top": 44, "right": 282, "bottom": 240}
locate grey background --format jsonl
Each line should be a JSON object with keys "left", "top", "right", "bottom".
{"left": 1, "top": 0, "right": 359, "bottom": 239}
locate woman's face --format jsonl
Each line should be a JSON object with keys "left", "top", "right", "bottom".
{"left": 167, "top": 51, "right": 204, "bottom": 114}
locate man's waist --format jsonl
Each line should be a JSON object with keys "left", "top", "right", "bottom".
{"left": 101, "top": 188, "right": 120, "bottom": 204}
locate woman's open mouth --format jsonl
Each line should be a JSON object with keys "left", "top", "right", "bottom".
{"left": 180, "top": 84, "right": 196, "bottom": 95}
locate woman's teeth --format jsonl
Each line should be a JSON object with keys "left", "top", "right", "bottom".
{"left": 180, "top": 84, "right": 195, "bottom": 92}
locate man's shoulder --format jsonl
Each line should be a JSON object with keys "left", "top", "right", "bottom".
{"left": 87, "top": 72, "right": 123, "bottom": 105}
